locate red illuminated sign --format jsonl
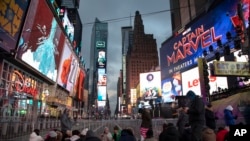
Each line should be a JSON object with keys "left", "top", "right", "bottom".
{"left": 12, "top": 70, "right": 38, "bottom": 98}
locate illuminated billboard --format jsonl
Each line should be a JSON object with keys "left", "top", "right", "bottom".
{"left": 97, "top": 50, "right": 106, "bottom": 67}
{"left": 140, "top": 71, "right": 161, "bottom": 102}
{"left": 0, "top": 0, "right": 30, "bottom": 52}
{"left": 62, "top": 9, "right": 74, "bottom": 43}
{"left": 57, "top": 39, "right": 79, "bottom": 92}
{"left": 97, "top": 68, "right": 107, "bottom": 86}
{"left": 73, "top": 68, "right": 85, "bottom": 100}
{"left": 17, "top": 0, "right": 65, "bottom": 81}
{"left": 97, "top": 86, "right": 106, "bottom": 101}
{"left": 160, "top": 0, "right": 249, "bottom": 80}
{"left": 181, "top": 60, "right": 228, "bottom": 96}
{"left": 161, "top": 71, "right": 182, "bottom": 103}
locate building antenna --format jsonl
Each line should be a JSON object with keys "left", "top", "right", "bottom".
{"left": 130, "top": 13, "right": 132, "bottom": 26}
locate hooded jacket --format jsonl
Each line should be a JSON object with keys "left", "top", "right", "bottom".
{"left": 224, "top": 108, "right": 235, "bottom": 126}
{"left": 159, "top": 124, "right": 180, "bottom": 141}
{"left": 29, "top": 132, "right": 44, "bottom": 141}
{"left": 202, "top": 127, "right": 216, "bottom": 141}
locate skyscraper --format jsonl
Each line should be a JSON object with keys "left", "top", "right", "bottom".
{"left": 89, "top": 18, "right": 108, "bottom": 110}
{"left": 126, "top": 11, "right": 159, "bottom": 111}
{"left": 170, "top": 0, "right": 216, "bottom": 35}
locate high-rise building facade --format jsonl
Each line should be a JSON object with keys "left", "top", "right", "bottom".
{"left": 89, "top": 18, "right": 108, "bottom": 113}
{"left": 121, "top": 26, "right": 133, "bottom": 107}
{"left": 170, "top": 0, "right": 216, "bottom": 34}
{"left": 126, "top": 11, "right": 159, "bottom": 111}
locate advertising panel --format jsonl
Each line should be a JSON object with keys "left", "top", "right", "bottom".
{"left": 97, "top": 50, "right": 106, "bottom": 68}
{"left": 97, "top": 68, "right": 106, "bottom": 86}
{"left": 213, "top": 61, "right": 250, "bottom": 76}
{"left": 0, "top": 0, "right": 30, "bottom": 52}
{"left": 161, "top": 71, "right": 182, "bottom": 103}
{"left": 130, "top": 89, "right": 137, "bottom": 105}
{"left": 62, "top": 9, "right": 74, "bottom": 43}
{"left": 97, "top": 86, "right": 106, "bottom": 101}
{"left": 181, "top": 61, "right": 228, "bottom": 96}
{"left": 160, "top": 0, "right": 249, "bottom": 80}
{"left": 140, "top": 71, "right": 161, "bottom": 102}
{"left": 57, "top": 39, "right": 79, "bottom": 92}
{"left": 97, "top": 100, "right": 106, "bottom": 111}
{"left": 17, "top": 0, "right": 65, "bottom": 81}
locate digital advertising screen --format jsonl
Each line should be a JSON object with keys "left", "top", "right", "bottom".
{"left": 97, "top": 50, "right": 106, "bottom": 68}
{"left": 161, "top": 71, "right": 182, "bottom": 103}
{"left": 140, "top": 71, "right": 161, "bottom": 102}
{"left": 97, "top": 68, "right": 107, "bottom": 86}
{"left": 160, "top": 0, "right": 249, "bottom": 80}
{"left": 62, "top": 9, "right": 74, "bottom": 43}
{"left": 57, "top": 39, "right": 79, "bottom": 92}
{"left": 181, "top": 60, "right": 228, "bottom": 96}
{"left": 97, "top": 86, "right": 106, "bottom": 101}
{"left": 17, "top": 0, "right": 65, "bottom": 81}
{"left": 97, "top": 100, "right": 106, "bottom": 111}
{"left": 74, "top": 68, "right": 85, "bottom": 100}
{"left": 0, "top": 0, "right": 30, "bottom": 52}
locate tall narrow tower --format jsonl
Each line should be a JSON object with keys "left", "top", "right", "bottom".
{"left": 89, "top": 18, "right": 108, "bottom": 111}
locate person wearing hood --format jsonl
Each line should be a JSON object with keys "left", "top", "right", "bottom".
{"left": 224, "top": 105, "right": 237, "bottom": 126}
{"left": 76, "top": 128, "right": 88, "bottom": 141}
{"left": 29, "top": 129, "right": 44, "bottom": 141}
{"left": 205, "top": 103, "right": 216, "bottom": 131}
{"left": 85, "top": 130, "right": 101, "bottom": 141}
{"left": 119, "top": 128, "right": 137, "bottom": 141}
{"left": 185, "top": 90, "right": 205, "bottom": 141}
{"left": 69, "top": 130, "right": 80, "bottom": 141}
{"left": 159, "top": 123, "right": 180, "bottom": 141}
{"left": 201, "top": 127, "right": 216, "bottom": 141}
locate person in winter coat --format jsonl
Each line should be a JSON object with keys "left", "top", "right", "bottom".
{"left": 243, "top": 102, "right": 250, "bottom": 125}
{"left": 180, "top": 124, "right": 192, "bottom": 141}
{"left": 159, "top": 123, "right": 180, "bottom": 141}
{"left": 140, "top": 107, "right": 152, "bottom": 141}
{"left": 185, "top": 90, "right": 205, "bottom": 141}
{"left": 69, "top": 130, "right": 80, "bottom": 141}
{"left": 202, "top": 127, "right": 216, "bottom": 141}
{"left": 224, "top": 105, "right": 237, "bottom": 126}
{"left": 112, "top": 125, "right": 121, "bottom": 141}
{"left": 144, "top": 128, "right": 157, "bottom": 141}
{"left": 85, "top": 130, "right": 101, "bottom": 141}
{"left": 216, "top": 126, "right": 229, "bottom": 141}
{"left": 119, "top": 128, "right": 137, "bottom": 141}
{"left": 100, "top": 127, "right": 113, "bottom": 141}
{"left": 176, "top": 107, "right": 189, "bottom": 135}
{"left": 60, "top": 109, "right": 73, "bottom": 140}
{"left": 205, "top": 103, "right": 216, "bottom": 131}
{"left": 29, "top": 129, "right": 44, "bottom": 141}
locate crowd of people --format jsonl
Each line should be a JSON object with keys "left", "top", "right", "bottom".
{"left": 29, "top": 90, "right": 250, "bottom": 141}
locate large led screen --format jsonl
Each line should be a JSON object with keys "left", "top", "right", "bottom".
{"left": 57, "top": 39, "right": 79, "bottom": 92}
{"left": 17, "top": 0, "right": 65, "bottom": 81}
{"left": 73, "top": 68, "right": 85, "bottom": 100}
{"left": 97, "top": 50, "right": 106, "bottom": 68}
{"left": 97, "top": 86, "right": 106, "bottom": 101}
{"left": 140, "top": 71, "right": 161, "bottom": 102}
{"left": 160, "top": 0, "right": 249, "bottom": 80}
{"left": 62, "top": 9, "right": 74, "bottom": 43}
{"left": 0, "top": 0, "right": 30, "bottom": 52}
{"left": 97, "top": 68, "right": 107, "bottom": 86}
{"left": 161, "top": 71, "right": 182, "bottom": 103}
{"left": 181, "top": 61, "right": 228, "bottom": 96}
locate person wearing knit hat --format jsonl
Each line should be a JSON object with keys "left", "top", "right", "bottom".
{"left": 224, "top": 105, "right": 237, "bottom": 126}
{"left": 185, "top": 90, "right": 205, "bottom": 141}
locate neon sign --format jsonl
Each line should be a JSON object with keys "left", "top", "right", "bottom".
{"left": 12, "top": 70, "right": 38, "bottom": 98}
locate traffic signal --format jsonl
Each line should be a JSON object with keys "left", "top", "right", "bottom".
{"left": 198, "top": 58, "right": 210, "bottom": 100}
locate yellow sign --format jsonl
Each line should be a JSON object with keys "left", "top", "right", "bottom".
{"left": 213, "top": 61, "right": 250, "bottom": 76}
